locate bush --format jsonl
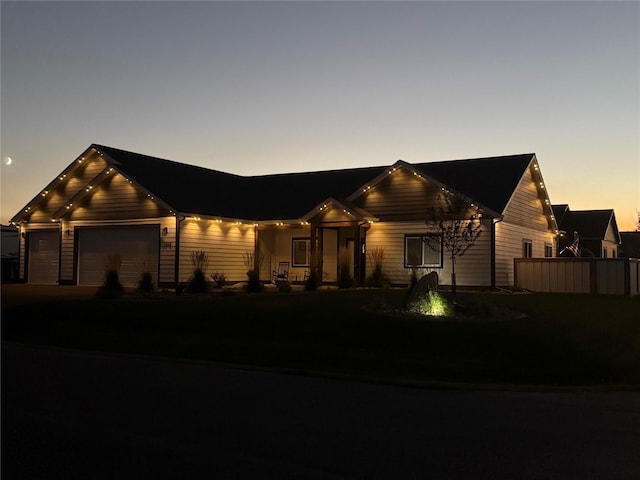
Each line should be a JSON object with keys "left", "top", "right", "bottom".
{"left": 187, "top": 269, "right": 208, "bottom": 293}
{"left": 97, "top": 269, "right": 124, "bottom": 299}
{"left": 364, "top": 248, "right": 390, "bottom": 287}
{"left": 337, "top": 247, "right": 355, "bottom": 289}
{"left": 137, "top": 271, "right": 154, "bottom": 296}
{"left": 277, "top": 281, "right": 292, "bottom": 293}
{"left": 246, "top": 270, "right": 262, "bottom": 293}
{"left": 187, "top": 251, "right": 209, "bottom": 293}
{"left": 304, "top": 270, "right": 318, "bottom": 291}
{"left": 211, "top": 272, "right": 227, "bottom": 288}
{"left": 407, "top": 291, "right": 452, "bottom": 317}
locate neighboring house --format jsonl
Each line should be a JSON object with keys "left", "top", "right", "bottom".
{"left": 1, "top": 224, "right": 19, "bottom": 282}
{"left": 620, "top": 231, "right": 640, "bottom": 258}
{"left": 11, "top": 145, "right": 558, "bottom": 288}
{"left": 552, "top": 204, "right": 621, "bottom": 258}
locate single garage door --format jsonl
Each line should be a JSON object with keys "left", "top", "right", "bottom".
{"left": 28, "top": 230, "right": 60, "bottom": 284}
{"left": 77, "top": 226, "right": 159, "bottom": 286}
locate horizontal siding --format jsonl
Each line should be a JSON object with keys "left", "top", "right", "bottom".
{"left": 365, "top": 220, "right": 492, "bottom": 287}
{"left": 179, "top": 219, "right": 255, "bottom": 283}
{"left": 501, "top": 167, "right": 549, "bottom": 230}
{"left": 24, "top": 155, "right": 108, "bottom": 223}
{"left": 495, "top": 222, "right": 556, "bottom": 286}
{"left": 59, "top": 217, "right": 176, "bottom": 285}
{"left": 355, "top": 169, "right": 442, "bottom": 221}
{"left": 67, "top": 173, "right": 169, "bottom": 221}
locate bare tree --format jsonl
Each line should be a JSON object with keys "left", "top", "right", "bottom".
{"left": 424, "top": 192, "right": 483, "bottom": 295}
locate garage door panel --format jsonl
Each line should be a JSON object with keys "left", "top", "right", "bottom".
{"left": 77, "top": 227, "right": 159, "bottom": 287}
{"left": 28, "top": 231, "right": 60, "bottom": 284}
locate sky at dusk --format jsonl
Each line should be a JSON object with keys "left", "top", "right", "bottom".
{"left": 1, "top": 1, "right": 639, "bottom": 230}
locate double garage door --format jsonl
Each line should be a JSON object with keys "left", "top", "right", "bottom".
{"left": 77, "top": 227, "right": 159, "bottom": 287}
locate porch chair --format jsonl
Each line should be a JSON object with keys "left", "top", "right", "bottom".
{"left": 272, "top": 261, "right": 289, "bottom": 283}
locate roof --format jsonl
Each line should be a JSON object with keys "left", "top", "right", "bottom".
{"left": 555, "top": 208, "right": 620, "bottom": 241}
{"left": 551, "top": 204, "right": 570, "bottom": 226}
{"left": 413, "top": 154, "right": 535, "bottom": 215}
{"left": 95, "top": 145, "right": 536, "bottom": 220}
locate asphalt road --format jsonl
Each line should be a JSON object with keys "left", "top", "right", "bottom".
{"left": 2, "top": 343, "right": 640, "bottom": 479}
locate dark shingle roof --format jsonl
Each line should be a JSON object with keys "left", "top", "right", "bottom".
{"left": 94, "top": 145, "right": 533, "bottom": 220}
{"left": 556, "top": 209, "right": 618, "bottom": 240}
{"left": 414, "top": 154, "right": 535, "bottom": 215}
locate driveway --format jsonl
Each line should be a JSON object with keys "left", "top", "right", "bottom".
{"left": 3, "top": 344, "right": 640, "bottom": 479}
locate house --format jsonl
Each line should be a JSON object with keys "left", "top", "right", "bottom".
{"left": 1, "top": 224, "right": 19, "bottom": 282}
{"left": 552, "top": 204, "right": 621, "bottom": 258}
{"left": 11, "top": 145, "right": 558, "bottom": 288}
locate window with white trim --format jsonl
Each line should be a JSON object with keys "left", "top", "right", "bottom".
{"left": 544, "top": 244, "right": 553, "bottom": 258}
{"left": 523, "top": 239, "right": 533, "bottom": 258}
{"left": 404, "top": 234, "right": 443, "bottom": 268}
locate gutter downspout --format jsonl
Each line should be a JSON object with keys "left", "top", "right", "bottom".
{"left": 491, "top": 216, "right": 504, "bottom": 289}
{"left": 174, "top": 215, "right": 186, "bottom": 288}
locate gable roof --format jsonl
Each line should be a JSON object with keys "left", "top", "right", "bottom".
{"left": 13, "top": 144, "right": 545, "bottom": 224}
{"left": 554, "top": 208, "right": 621, "bottom": 242}
{"left": 413, "top": 154, "right": 536, "bottom": 215}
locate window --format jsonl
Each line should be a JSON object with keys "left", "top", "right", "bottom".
{"left": 603, "top": 247, "right": 608, "bottom": 258}
{"left": 404, "top": 234, "right": 442, "bottom": 268}
{"left": 544, "top": 244, "right": 553, "bottom": 258}
{"left": 613, "top": 249, "right": 617, "bottom": 258}
{"left": 523, "top": 239, "right": 533, "bottom": 258}
{"left": 292, "top": 238, "right": 310, "bottom": 267}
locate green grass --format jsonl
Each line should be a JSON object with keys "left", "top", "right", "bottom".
{"left": 2, "top": 288, "right": 639, "bottom": 388}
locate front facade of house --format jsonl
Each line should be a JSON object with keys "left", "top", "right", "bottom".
{"left": 11, "top": 145, "right": 558, "bottom": 288}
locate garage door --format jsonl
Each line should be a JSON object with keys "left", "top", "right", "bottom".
{"left": 28, "top": 230, "right": 60, "bottom": 284}
{"left": 77, "top": 227, "right": 159, "bottom": 287}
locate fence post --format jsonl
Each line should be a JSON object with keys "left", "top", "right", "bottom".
{"left": 589, "top": 258, "right": 597, "bottom": 294}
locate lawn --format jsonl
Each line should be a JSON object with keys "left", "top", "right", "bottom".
{"left": 2, "top": 286, "right": 639, "bottom": 388}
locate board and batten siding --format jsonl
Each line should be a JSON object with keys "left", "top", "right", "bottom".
{"left": 58, "top": 217, "right": 176, "bottom": 285}
{"left": 365, "top": 220, "right": 492, "bottom": 287}
{"left": 354, "top": 168, "right": 442, "bottom": 221}
{"left": 179, "top": 219, "right": 255, "bottom": 283}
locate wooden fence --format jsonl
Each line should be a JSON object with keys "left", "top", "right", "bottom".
{"left": 514, "top": 258, "right": 640, "bottom": 296}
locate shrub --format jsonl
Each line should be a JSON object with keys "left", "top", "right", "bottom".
{"left": 187, "top": 251, "right": 209, "bottom": 293}
{"left": 97, "top": 254, "right": 124, "bottom": 299}
{"left": 137, "top": 271, "right": 154, "bottom": 296}
{"left": 337, "top": 247, "right": 355, "bottom": 288}
{"left": 211, "top": 272, "right": 227, "bottom": 288}
{"left": 277, "top": 281, "right": 292, "bottom": 293}
{"left": 246, "top": 269, "right": 262, "bottom": 293}
{"left": 364, "top": 247, "right": 390, "bottom": 287}
{"left": 304, "top": 270, "right": 318, "bottom": 291}
{"left": 243, "top": 251, "right": 264, "bottom": 293}
{"left": 407, "top": 291, "right": 452, "bottom": 317}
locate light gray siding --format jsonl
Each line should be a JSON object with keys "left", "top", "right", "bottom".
{"left": 179, "top": 219, "right": 255, "bottom": 283}
{"left": 365, "top": 220, "right": 492, "bottom": 286}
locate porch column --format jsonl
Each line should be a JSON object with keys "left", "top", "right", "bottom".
{"left": 310, "top": 223, "right": 323, "bottom": 284}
